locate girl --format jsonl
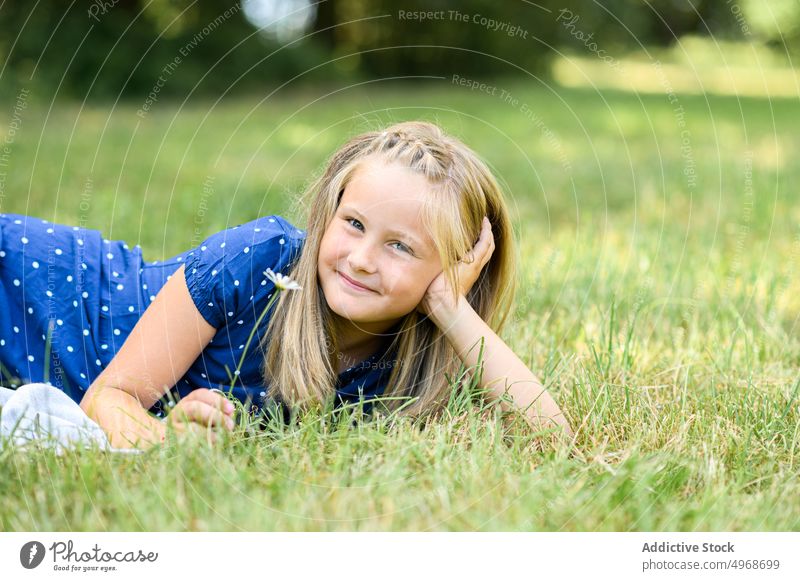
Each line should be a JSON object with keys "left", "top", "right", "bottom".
{"left": 0, "top": 121, "right": 574, "bottom": 449}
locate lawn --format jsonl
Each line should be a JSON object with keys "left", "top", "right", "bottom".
{"left": 1, "top": 79, "right": 798, "bottom": 530}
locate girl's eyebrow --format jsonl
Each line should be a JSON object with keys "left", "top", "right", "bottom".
{"left": 340, "top": 205, "right": 423, "bottom": 248}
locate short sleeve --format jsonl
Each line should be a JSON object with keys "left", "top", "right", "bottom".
{"left": 183, "top": 215, "right": 305, "bottom": 328}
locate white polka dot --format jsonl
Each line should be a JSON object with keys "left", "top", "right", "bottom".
{"left": 46, "top": 228, "right": 54, "bottom": 234}
{"left": 57, "top": 319, "right": 63, "bottom": 326}
{"left": 27, "top": 307, "right": 33, "bottom": 314}
{"left": 0, "top": 250, "right": 5, "bottom": 257}
{"left": 55, "top": 248, "right": 62, "bottom": 255}
{"left": 268, "top": 218, "right": 275, "bottom": 223}
{"left": 81, "top": 263, "right": 87, "bottom": 270}
{"left": 166, "top": 275, "right": 171, "bottom": 281}
{"left": 82, "top": 291, "right": 89, "bottom": 299}
{"left": 116, "top": 284, "right": 123, "bottom": 291}
{"left": 279, "top": 238, "right": 285, "bottom": 245}
{"left": 208, "top": 302, "right": 213, "bottom": 307}
{"left": 0, "top": 340, "right": 5, "bottom": 346}
{"left": 13, "top": 326, "right": 19, "bottom": 333}
{"left": 12, "top": 279, "right": 20, "bottom": 286}
{"left": 20, "top": 236, "right": 28, "bottom": 244}
{"left": 32, "top": 261, "right": 39, "bottom": 268}
{"left": 113, "top": 329, "right": 120, "bottom": 336}
{"left": 80, "top": 373, "right": 86, "bottom": 379}
{"left": 150, "top": 295, "right": 156, "bottom": 301}
{"left": 66, "top": 275, "right": 73, "bottom": 282}
{"left": 106, "top": 253, "right": 114, "bottom": 260}
{"left": 234, "top": 280, "right": 239, "bottom": 286}
{"left": 177, "top": 256, "right": 182, "bottom": 262}
{"left": 201, "top": 245, "right": 207, "bottom": 251}
{"left": 101, "top": 344, "right": 108, "bottom": 350}
{"left": 261, "top": 280, "right": 266, "bottom": 286}
{"left": 103, "top": 239, "right": 109, "bottom": 245}
{"left": 234, "top": 370, "right": 240, "bottom": 376}
{"left": 128, "top": 306, "right": 135, "bottom": 312}
{"left": 28, "top": 355, "right": 34, "bottom": 362}
{"left": 77, "top": 239, "right": 84, "bottom": 246}
{"left": 260, "top": 391, "right": 266, "bottom": 397}
{"left": 45, "top": 290, "right": 53, "bottom": 298}
{"left": 73, "top": 300, "right": 78, "bottom": 307}
{"left": 220, "top": 242, "right": 226, "bottom": 248}
{"left": 211, "top": 270, "right": 218, "bottom": 276}
{"left": 227, "top": 311, "right": 233, "bottom": 317}
{"left": 83, "top": 329, "right": 89, "bottom": 336}
{"left": 13, "top": 219, "right": 21, "bottom": 224}
{"left": 96, "top": 359, "right": 101, "bottom": 366}
{"left": 237, "top": 320, "right": 243, "bottom": 325}
{"left": 67, "top": 346, "right": 73, "bottom": 352}
{"left": 142, "top": 283, "right": 148, "bottom": 290}
{"left": 243, "top": 247, "right": 249, "bottom": 253}
{"left": 101, "top": 305, "right": 109, "bottom": 312}
{"left": 238, "top": 344, "right": 244, "bottom": 349}
{"left": 113, "top": 271, "right": 119, "bottom": 278}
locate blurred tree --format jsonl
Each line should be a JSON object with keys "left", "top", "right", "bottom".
{"left": 1, "top": 0, "right": 788, "bottom": 103}
{"left": 0, "top": 0, "right": 326, "bottom": 101}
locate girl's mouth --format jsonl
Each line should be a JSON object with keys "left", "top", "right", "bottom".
{"left": 338, "top": 271, "right": 375, "bottom": 293}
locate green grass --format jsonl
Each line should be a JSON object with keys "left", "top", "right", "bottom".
{"left": 1, "top": 79, "right": 799, "bottom": 530}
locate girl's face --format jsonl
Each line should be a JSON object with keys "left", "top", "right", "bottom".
{"left": 317, "top": 158, "right": 443, "bottom": 333}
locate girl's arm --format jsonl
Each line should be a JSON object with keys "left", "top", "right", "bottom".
{"left": 80, "top": 264, "right": 234, "bottom": 449}
{"left": 420, "top": 216, "right": 574, "bottom": 440}
{"left": 429, "top": 296, "right": 574, "bottom": 439}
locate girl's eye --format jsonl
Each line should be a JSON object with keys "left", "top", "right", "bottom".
{"left": 345, "top": 217, "right": 414, "bottom": 255}
{"left": 390, "top": 242, "right": 411, "bottom": 254}
{"left": 345, "top": 217, "right": 364, "bottom": 231}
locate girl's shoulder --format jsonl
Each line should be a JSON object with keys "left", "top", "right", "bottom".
{"left": 191, "top": 214, "right": 306, "bottom": 263}
{"left": 208, "top": 214, "right": 305, "bottom": 247}
{"left": 183, "top": 214, "right": 306, "bottom": 328}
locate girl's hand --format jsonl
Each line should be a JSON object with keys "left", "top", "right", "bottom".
{"left": 418, "top": 216, "right": 495, "bottom": 321}
{"left": 165, "top": 388, "right": 235, "bottom": 444}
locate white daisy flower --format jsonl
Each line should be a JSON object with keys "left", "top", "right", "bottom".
{"left": 264, "top": 268, "right": 302, "bottom": 291}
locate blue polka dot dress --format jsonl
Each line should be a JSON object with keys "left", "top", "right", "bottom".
{"left": 0, "top": 213, "right": 398, "bottom": 417}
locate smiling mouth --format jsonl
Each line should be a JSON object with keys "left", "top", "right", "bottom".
{"left": 337, "top": 271, "right": 375, "bottom": 293}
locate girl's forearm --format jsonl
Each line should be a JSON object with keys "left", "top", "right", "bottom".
{"left": 80, "top": 385, "right": 165, "bottom": 449}
{"left": 429, "top": 297, "right": 575, "bottom": 439}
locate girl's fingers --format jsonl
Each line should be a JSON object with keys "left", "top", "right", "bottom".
{"left": 187, "top": 388, "right": 235, "bottom": 416}
{"left": 462, "top": 218, "right": 493, "bottom": 264}
{"left": 172, "top": 400, "right": 235, "bottom": 431}
{"left": 474, "top": 217, "right": 494, "bottom": 263}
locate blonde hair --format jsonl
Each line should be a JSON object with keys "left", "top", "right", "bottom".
{"left": 259, "top": 121, "right": 517, "bottom": 418}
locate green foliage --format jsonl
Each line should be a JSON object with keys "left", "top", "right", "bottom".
{"left": 5, "top": 0, "right": 794, "bottom": 103}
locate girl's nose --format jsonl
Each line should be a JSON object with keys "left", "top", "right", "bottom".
{"left": 347, "top": 240, "right": 377, "bottom": 273}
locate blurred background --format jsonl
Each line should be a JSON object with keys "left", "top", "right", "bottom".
{"left": 2, "top": 0, "right": 799, "bottom": 100}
